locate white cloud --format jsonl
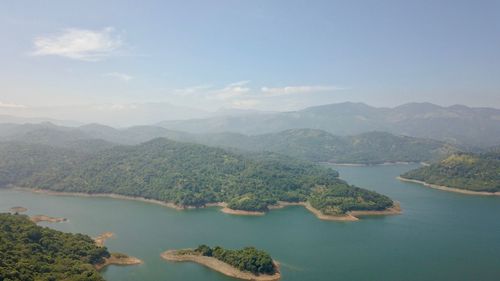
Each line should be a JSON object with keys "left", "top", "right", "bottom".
{"left": 31, "top": 27, "right": 122, "bottom": 61}
{"left": 261, "top": 85, "right": 343, "bottom": 96}
{"left": 0, "top": 101, "right": 27, "bottom": 108}
{"left": 212, "top": 81, "right": 251, "bottom": 100}
{"left": 103, "top": 72, "right": 133, "bottom": 81}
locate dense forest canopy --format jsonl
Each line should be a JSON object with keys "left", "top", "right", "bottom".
{"left": 401, "top": 152, "right": 500, "bottom": 192}
{"left": 0, "top": 213, "right": 108, "bottom": 281}
{"left": 192, "top": 245, "right": 276, "bottom": 275}
{"left": 0, "top": 138, "right": 394, "bottom": 214}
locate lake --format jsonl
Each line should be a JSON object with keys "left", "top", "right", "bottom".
{"left": 1, "top": 164, "right": 499, "bottom": 281}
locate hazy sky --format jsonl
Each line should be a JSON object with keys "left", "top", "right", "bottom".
{"left": 1, "top": 0, "right": 500, "bottom": 114}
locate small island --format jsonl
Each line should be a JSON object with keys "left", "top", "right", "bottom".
{"left": 161, "top": 245, "right": 281, "bottom": 281}
{"left": 9, "top": 206, "right": 27, "bottom": 213}
{"left": 30, "top": 215, "right": 67, "bottom": 223}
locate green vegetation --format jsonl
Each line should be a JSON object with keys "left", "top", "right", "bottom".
{"left": 197, "top": 130, "right": 457, "bottom": 164}
{"left": 401, "top": 152, "right": 500, "bottom": 193}
{"left": 1, "top": 123, "right": 459, "bottom": 165}
{"left": 0, "top": 138, "right": 394, "bottom": 214}
{"left": 192, "top": 245, "right": 276, "bottom": 275}
{"left": 0, "top": 213, "right": 109, "bottom": 281}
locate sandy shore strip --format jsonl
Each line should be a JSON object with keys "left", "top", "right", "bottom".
{"left": 161, "top": 250, "right": 281, "bottom": 281}
{"left": 30, "top": 215, "right": 67, "bottom": 223}
{"left": 94, "top": 232, "right": 115, "bottom": 247}
{"left": 95, "top": 253, "right": 142, "bottom": 271}
{"left": 12, "top": 186, "right": 187, "bottom": 210}
{"left": 9, "top": 206, "right": 27, "bottom": 213}
{"left": 397, "top": 177, "right": 500, "bottom": 196}
{"left": 350, "top": 201, "right": 401, "bottom": 217}
{"left": 215, "top": 203, "right": 266, "bottom": 216}
{"left": 269, "top": 201, "right": 358, "bottom": 221}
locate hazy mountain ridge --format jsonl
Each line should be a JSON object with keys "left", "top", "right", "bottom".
{"left": 0, "top": 122, "right": 460, "bottom": 164}
{"left": 157, "top": 102, "right": 500, "bottom": 147}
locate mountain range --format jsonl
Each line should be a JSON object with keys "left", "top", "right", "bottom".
{"left": 157, "top": 102, "right": 500, "bottom": 147}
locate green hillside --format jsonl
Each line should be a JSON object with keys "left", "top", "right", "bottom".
{"left": 0, "top": 138, "right": 393, "bottom": 215}
{"left": 401, "top": 152, "right": 500, "bottom": 193}
{"left": 0, "top": 213, "right": 108, "bottom": 281}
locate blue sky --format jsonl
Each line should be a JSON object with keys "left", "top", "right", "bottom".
{"left": 1, "top": 0, "right": 500, "bottom": 114}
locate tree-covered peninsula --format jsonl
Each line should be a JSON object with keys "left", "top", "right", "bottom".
{"left": 0, "top": 138, "right": 395, "bottom": 216}
{"left": 400, "top": 152, "right": 500, "bottom": 193}
{"left": 0, "top": 213, "right": 109, "bottom": 281}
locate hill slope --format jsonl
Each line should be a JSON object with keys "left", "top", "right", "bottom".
{"left": 0, "top": 139, "right": 394, "bottom": 215}
{"left": 0, "top": 123, "right": 459, "bottom": 164}
{"left": 400, "top": 152, "right": 500, "bottom": 193}
{"left": 0, "top": 213, "right": 109, "bottom": 281}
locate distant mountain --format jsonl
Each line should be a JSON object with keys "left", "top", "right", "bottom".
{"left": 157, "top": 102, "right": 500, "bottom": 147}
{"left": 0, "top": 114, "right": 82, "bottom": 127}
{"left": 0, "top": 123, "right": 459, "bottom": 164}
{"left": 195, "top": 129, "right": 458, "bottom": 164}
{"left": 401, "top": 152, "right": 500, "bottom": 193}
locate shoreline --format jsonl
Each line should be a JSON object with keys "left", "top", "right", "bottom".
{"left": 397, "top": 177, "right": 500, "bottom": 196}
{"left": 95, "top": 253, "right": 142, "bottom": 271}
{"left": 94, "top": 232, "right": 115, "bottom": 247}
{"left": 9, "top": 206, "right": 27, "bottom": 213}
{"left": 30, "top": 215, "right": 67, "bottom": 223}
{"left": 161, "top": 249, "right": 281, "bottom": 281}
{"left": 10, "top": 187, "right": 401, "bottom": 221}
{"left": 216, "top": 202, "right": 266, "bottom": 216}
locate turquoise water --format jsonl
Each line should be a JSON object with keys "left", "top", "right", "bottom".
{"left": 1, "top": 164, "right": 499, "bottom": 281}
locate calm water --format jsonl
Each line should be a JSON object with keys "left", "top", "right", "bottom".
{"left": 1, "top": 164, "right": 499, "bottom": 281}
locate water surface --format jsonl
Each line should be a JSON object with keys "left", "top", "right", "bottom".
{"left": 1, "top": 164, "right": 499, "bottom": 281}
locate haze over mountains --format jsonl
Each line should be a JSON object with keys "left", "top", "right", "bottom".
{"left": 157, "top": 102, "right": 500, "bottom": 147}
{"left": 1, "top": 102, "right": 500, "bottom": 150}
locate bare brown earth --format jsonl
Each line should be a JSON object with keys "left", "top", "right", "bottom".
{"left": 9, "top": 206, "right": 27, "bottom": 213}
{"left": 95, "top": 253, "right": 142, "bottom": 271}
{"left": 30, "top": 215, "right": 67, "bottom": 223}
{"left": 397, "top": 177, "right": 500, "bottom": 196}
{"left": 161, "top": 250, "right": 281, "bottom": 281}
{"left": 93, "top": 232, "right": 115, "bottom": 247}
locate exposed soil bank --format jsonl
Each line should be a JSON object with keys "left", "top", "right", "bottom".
{"left": 397, "top": 177, "right": 500, "bottom": 196}
{"left": 95, "top": 253, "right": 142, "bottom": 271}
{"left": 30, "top": 215, "right": 67, "bottom": 223}
{"left": 94, "top": 232, "right": 115, "bottom": 247}
{"left": 9, "top": 206, "right": 27, "bottom": 213}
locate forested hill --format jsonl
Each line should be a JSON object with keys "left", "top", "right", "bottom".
{"left": 0, "top": 123, "right": 460, "bottom": 164}
{"left": 0, "top": 138, "right": 393, "bottom": 214}
{"left": 401, "top": 152, "right": 500, "bottom": 193}
{"left": 194, "top": 130, "right": 458, "bottom": 164}
{"left": 0, "top": 213, "right": 109, "bottom": 281}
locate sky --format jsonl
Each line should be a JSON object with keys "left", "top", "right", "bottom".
{"left": 1, "top": 0, "right": 500, "bottom": 123}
